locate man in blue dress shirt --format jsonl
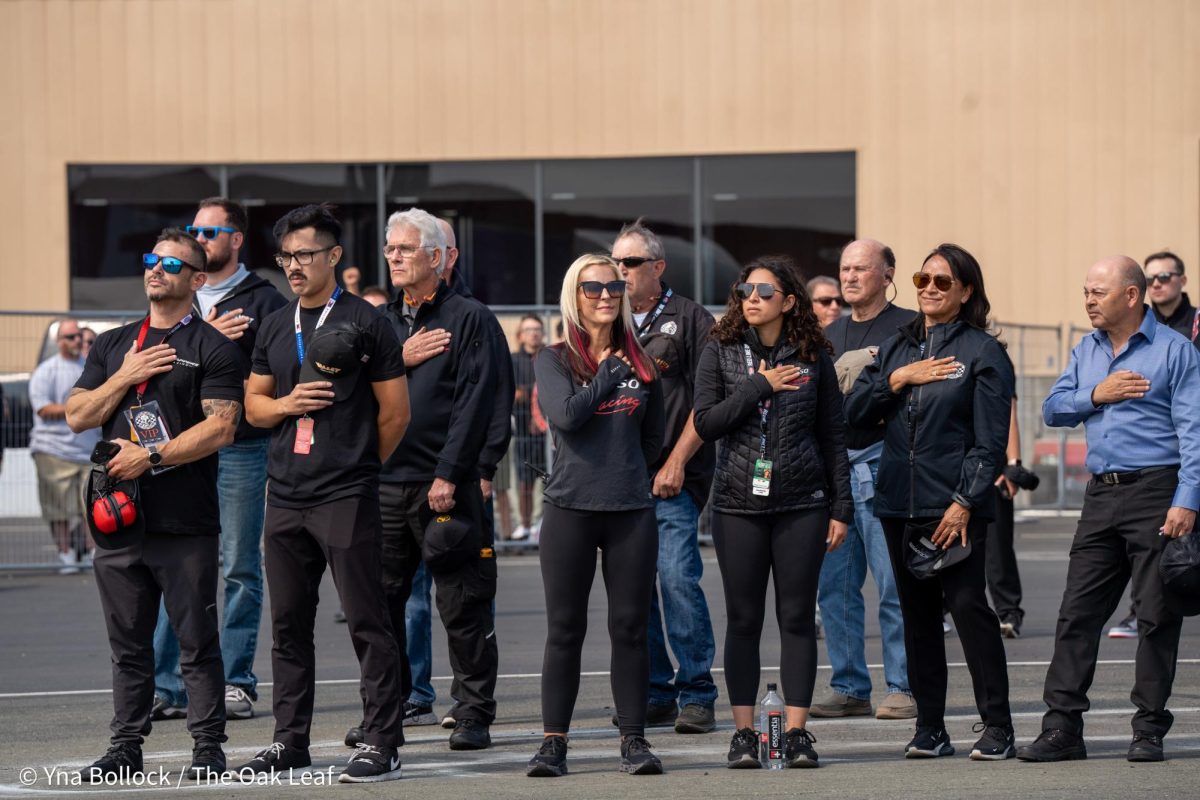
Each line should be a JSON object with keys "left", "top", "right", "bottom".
{"left": 1018, "top": 256, "right": 1200, "bottom": 765}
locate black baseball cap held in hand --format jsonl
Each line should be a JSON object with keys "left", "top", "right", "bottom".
{"left": 422, "top": 513, "right": 478, "bottom": 573}
{"left": 1159, "top": 533, "right": 1200, "bottom": 617}
{"left": 299, "top": 323, "right": 365, "bottom": 402}
{"left": 905, "top": 519, "right": 973, "bottom": 580}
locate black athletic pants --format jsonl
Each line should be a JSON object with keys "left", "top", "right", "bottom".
{"left": 94, "top": 532, "right": 226, "bottom": 745}
{"left": 538, "top": 503, "right": 658, "bottom": 737}
{"left": 986, "top": 493, "right": 1024, "bottom": 622}
{"left": 1041, "top": 468, "right": 1183, "bottom": 738}
{"left": 380, "top": 480, "right": 498, "bottom": 725}
{"left": 263, "top": 495, "right": 402, "bottom": 749}
{"left": 711, "top": 508, "right": 828, "bottom": 708}
{"left": 882, "top": 516, "right": 1012, "bottom": 729}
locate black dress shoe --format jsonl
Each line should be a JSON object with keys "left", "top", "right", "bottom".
{"left": 449, "top": 719, "right": 492, "bottom": 750}
{"left": 1016, "top": 729, "right": 1087, "bottom": 762}
{"left": 674, "top": 704, "right": 716, "bottom": 734}
{"left": 1128, "top": 733, "right": 1164, "bottom": 762}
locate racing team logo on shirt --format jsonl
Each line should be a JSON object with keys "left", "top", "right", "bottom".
{"left": 660, "top": 321, "right": 678, "bottom": 336}
{"left": 945, "top": 361, "right": 967, "bottom": 379}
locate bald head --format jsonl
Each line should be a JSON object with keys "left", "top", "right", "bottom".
{"left": 1090, "top": 255, "right": 1146, "bottom": 299}
{"left": 1084, "top": 255, "right": 1146, "bottom": 333}
{"left": 437, "top": 218, "right": 459, "bottom": 276}
{"left": 839, "top": 238, "right": 896, "bottom": 314}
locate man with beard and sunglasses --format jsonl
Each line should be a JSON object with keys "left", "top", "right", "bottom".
{"left": 67, "top": 228, "right": 245, "bottom": 782}
{"left": 150, "top": 198, "right": 286, "bottom": 725}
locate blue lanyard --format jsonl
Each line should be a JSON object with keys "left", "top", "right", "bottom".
{"left": 636, "top": 286, "right": 674, "bottom": 337}
{"left": 294, "top": 287, "right": 342, "bottom": 365}
{"left": 742, "top": 344, "right": 770, "bottom": 459}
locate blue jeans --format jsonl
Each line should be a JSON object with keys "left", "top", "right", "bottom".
{"left": 154, "top": 437, "right": 268, "bottom": 705}
{"left": 405, "top": 560, "right": 436, "bottom": 707}
{"left": 647, "top": 491, "right": 718, "bottom": 708}
{"left": 816, "top": 453, "right": 909, "bottom": 699}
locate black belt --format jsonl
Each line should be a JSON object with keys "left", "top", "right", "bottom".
{"left": 1092, "top": 466, "right": 1174, "bottom": 486}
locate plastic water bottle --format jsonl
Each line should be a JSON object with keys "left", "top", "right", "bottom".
{"left": 759, "top": 683, "right": 785, "bottom": 769}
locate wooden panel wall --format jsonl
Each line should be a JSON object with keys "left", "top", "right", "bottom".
{"left": 1, "top": 0, "right": 1197, "bottom": 326}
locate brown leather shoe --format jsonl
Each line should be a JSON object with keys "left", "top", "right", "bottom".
{"left": 875, "top": 692, "right": 917, "bottom": 720}
{"left": 809, "top": 693, "right": 872, "bottom": 718}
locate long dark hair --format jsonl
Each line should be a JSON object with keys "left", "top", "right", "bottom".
{"left": 713, "top": 255, "right": 831, "bottom": 361}
{"left": 904, "top": 243, "right": 995, "bottom": 340}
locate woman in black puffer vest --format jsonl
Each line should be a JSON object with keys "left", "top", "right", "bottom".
{"left": 694, "top": 256, "right": 852, "bottom": 770}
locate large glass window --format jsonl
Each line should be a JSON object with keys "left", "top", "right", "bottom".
{"left": 68, "top": 165, "right": 221, "bottom": 309}
{"left": 542, "top": 158, "right": 694, "bottom": 303}
{"left": 384, "top": 162, "right": 535, "bottom": 305}
{"left": 700, "top": 153, "right": 855, "bottom": 304}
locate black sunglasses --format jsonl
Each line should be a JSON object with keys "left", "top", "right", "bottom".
{"left": 735, "top": 282, "right": 781, "bottom": 300}
{"left": 614, "top": 256, "right": 657, "bottom": 269}
{"left": 578, "top": 280, "right": 627, "bottom": 300}
{"left": 814, "top": 296, "right": 843, "bottom": 307}
{"left": 1149, "top": 271, "right": 1181, "bottom": 285}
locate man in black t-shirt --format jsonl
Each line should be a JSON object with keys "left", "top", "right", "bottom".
{"left": 812, "top": 238, "right": 919, "bottom": 722}
{"left": 67, "top": 228, "right": 245, "bottom": 782}
{"left": 238, "top": 205, "right": 410, "bottom": 784}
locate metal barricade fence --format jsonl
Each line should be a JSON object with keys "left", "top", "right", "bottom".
{"left": 0, "top": 309, "right": 1083, "bottom": 569}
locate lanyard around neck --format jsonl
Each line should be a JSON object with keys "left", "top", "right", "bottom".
{"left": 636, "top": 286, "right": 673, "bottom": 337}
{"left": 133, "top": 313, "right": 192, "bottom": 403}
{"left": 294, "top": 287, "right": 342, "bottom": 365}
{"left": 742, "top": 343, "right": 770, "bottom": 459}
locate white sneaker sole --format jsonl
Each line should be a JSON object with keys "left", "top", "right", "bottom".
{"left": 970, "top": 746, "right": 1015, "bottom": 761}
{"left": 905, "top": 744, "right": 955, "bottom": 758}
{"left": 338, "top": 766, "right": 402, "bottom": 783}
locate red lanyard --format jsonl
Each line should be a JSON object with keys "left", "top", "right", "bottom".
{"left": 133, "top": 314, "right": 191, "bottom": 403}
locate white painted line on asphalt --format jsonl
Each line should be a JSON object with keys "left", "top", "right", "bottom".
{"left": 4, "top": 658, "right": 1197, "bottom": 700}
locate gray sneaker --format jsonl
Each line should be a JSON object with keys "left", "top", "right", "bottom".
{"left": 151, "top": 694, "right": 185, "bottom": 721}
{"left": 809, "top": 693, "right": 872, "bottom": 718}
{"left": 674, "top": 704, "right": 716, "bottom": 734}
{"left": 224, "top": 686, "right": 254, "bottom": 720}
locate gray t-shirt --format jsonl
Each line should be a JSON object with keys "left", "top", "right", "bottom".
{"left": 29, "top": 355, "right": 100, "bottom": 463}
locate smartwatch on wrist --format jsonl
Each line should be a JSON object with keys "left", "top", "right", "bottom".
{"left": 147, "top": 446, "right": 163, "bottom": 468}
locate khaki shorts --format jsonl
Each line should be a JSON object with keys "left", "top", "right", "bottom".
{"left": 33, "top": 452, "right": 90, "bottom": 524}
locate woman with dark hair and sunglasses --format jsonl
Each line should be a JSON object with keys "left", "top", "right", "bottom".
{"left": 693, "top": 256, "right": 852, "bottom": 769}
{"left": 845, "top": 243, "right": 1016, "bottom": 761}
{"left": 526, "top": 254, "right": 665, "bottom": 778}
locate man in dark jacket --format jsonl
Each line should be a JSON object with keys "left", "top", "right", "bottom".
{"left": 379, "top": 207, "right": 500, "bottom": 751}
{"left": 611, "top": 218, "right": 719, "bottom": 733}
{"left": 152, "top": 198, "right": 287, "bottom": 723}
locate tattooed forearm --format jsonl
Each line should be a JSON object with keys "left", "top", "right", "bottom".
{"left": 202, "top": 398, "right": 243, "bottom": 427}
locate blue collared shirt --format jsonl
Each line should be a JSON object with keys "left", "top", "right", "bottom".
{"left": 1043, "top": 307, "right": 1200, "bottom": 510}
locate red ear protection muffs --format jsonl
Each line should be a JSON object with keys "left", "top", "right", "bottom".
{"left": 92, "top": 491, "right": 137, "bottom": 535}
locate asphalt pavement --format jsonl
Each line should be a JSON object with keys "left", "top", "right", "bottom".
{"left": 0, "top": 514, "right": 1197, "bottom": 799}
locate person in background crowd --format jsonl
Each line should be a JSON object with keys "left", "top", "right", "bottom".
{"left": 695, "top": 256, "right": 850, "bottom": 769}
{"left": 812, "top": 239, "right": 917, "bottom": 722}
{"left": 807, "top": 275, "right": 844, "bottom": 329}
{"left": 362, "top": 286, "right": 390, "bottom": 308}
{"left": 376, "top": 208, "right": 501, "bottom": 751}
{"left": 526, "top": 253, "right": 664, "bottom": 778}
{"left": 341, "top": 265, "right": 363, "bottom": 296}
{"left": 30, "top": 318, "right": 101, "bottom": 574}
{"left": 81, "top": 327, "right": 98, "bottom": 358}
{"left": 988, "top": 399, "right": 1026, "bottom": 638}
{"left": 847, "top": 243, "right": 1015, "bottom": 761}
{"left": 68, "top": 228, "right": 244, "bottom": 782}
{"left": 238, "top": 204, "right": 409, "bottom": 783}
{"left": 151, "top": 198, "right": 287, "bottom": 724}
{"left": 611, "top": 218, "right": 719, "bottom": 734}
{"left": 1019, "top": 256, "right": 1200, "bottom": 764}
{"left": 1106, "top": 249, "right": 1197, "bottom": 639}
{"left": 511, "top": 314, "right": 547, "bottom": 541}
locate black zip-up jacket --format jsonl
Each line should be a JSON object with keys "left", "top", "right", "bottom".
{"left": 845, "top": 319, "right": 1014, "bottom": 520}
{"left": 1152, "top": 292, "right": 1200, "bottom": 351}
{"left": 193, "top": 269, "right": 288, "bottom": 440}
{"left": 382, "top": 281, "right": 497, "bottom": 485}
{"left": 693, "top": 329, "right": 853, "bottom": 521}
{"left": 449, "top": 272, "right": 514, "bottom": 481}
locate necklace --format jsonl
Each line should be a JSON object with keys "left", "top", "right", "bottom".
{"left": 841, "top": 302, "right": 892, "bottom": 354}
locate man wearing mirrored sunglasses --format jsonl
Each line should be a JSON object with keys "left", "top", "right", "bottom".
{"left": 610, "top": 217, "right": 718, "bottom": 734}
{"left": 151, "top": 199, "right": 287, "bottom": 725}
{"left": 67, "top": 228, "right": 246, "bottom": 782}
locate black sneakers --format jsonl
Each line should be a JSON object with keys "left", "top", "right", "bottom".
{"left": 727, "top": 727, "right": 761, "bottom": 769}
{"left": 448, "top": 719, "right": 492, "bottom": 750}
{"left": 403, "top": 701, "right": 438, "bottom": 727}
{"left": 527, "top": 735, "right": 569, "bottom": 777}
{"left": 674, "top": 703, "right": 717, "bottom": 734}
{"left": 619, "top": 735, "right": 663, "bottom": 775}
{"left": 1016, "top": 729, "right": 1087, "bottom": 762}
{"left": 338, "top": 744, "right": 403, "bottom": 783}
{"left": 905, "top": 726, "right": 955, "bottom": 758}
{"left": 785, "top": 727, "right": 820, "bottom": 768}
{"left": 1127, "top": 733, "right": 1164, "bottom": 762}
{"left": 234, "top": 742, "right": 312, "bottom": 779}
{"left": 80, "top": 743, "right": 143, "bottom": 783}
{"left": 187, "top": 740, "right": 227, "bottom": 780}
{"left": 969, "top": 724, "right": 1015, "bottom": 761}
{"left": 612, "top": 700, "right": 678, "bottom": 728}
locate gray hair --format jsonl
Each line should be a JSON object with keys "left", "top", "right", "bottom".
{"left": 386, "top": 207, "right": 446, "bottom": 275}
{"left": 807, "top": 275, "right": 840, "bottom": 294}
{"left": 615, "top": 216, "right": 665, "bottom": 261}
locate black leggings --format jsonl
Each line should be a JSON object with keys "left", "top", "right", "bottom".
{"left": 711, "top": 508, "right": 828, "bottom": 707}
{"left": 539, "top": 503, "right": 659, "bottom": 737}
